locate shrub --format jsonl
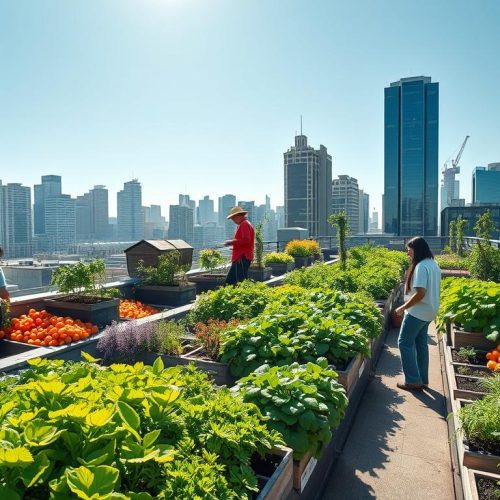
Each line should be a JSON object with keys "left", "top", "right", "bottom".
{"left": 328, "top": 211, "right": 349, "bottom": 268}
{"left": 236, "top": 361, "right": 348, "bottom": 459}
{"left": 136, "top": 251, "right": 189, "bottom": 286}
{"left": 193, "top": 318, "right": 240, "bottom": 360}
{"left": 435, "top": 254, "right": 469, "bottom": 270}
{"left": 51, "top": 259, "right": 108, "bottom": 299}
{"left": 199, "top": 248, "right": 226, "bottom": 273}
{"left": 263, "top": 252, "right": 294, "bottom": 266}
{"left": 285, "top": 240, "right": 314, "bottom": 258}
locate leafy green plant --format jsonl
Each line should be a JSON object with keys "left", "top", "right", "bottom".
{"left": 193, "top": 319, "right": 240, "bottom": 360}
{"left": 254, "top": 222, "right": 265, "bottom": 269}
{"left": 263, "top": 252, "right": 294, "bottom": 266}
{"left": 51, "top": 259, "right": 108, "bottom": 300}
{"left": 136, "top": 251, "right": 189, "bottom": 287}
{"left": 435, "top": 254, "right": 469, "bottom": 270}
{"left": 328, "top": 211, "right": 350, "bottom": 269}
{"left": 456, "top": 346, "right": 477, "bottom": 363}
{"left": 0, "top": 356, "right": 282, "bottom": 499}
{"left": 437, "top": 278, "right": 500, "bottom": 342}
{"left": 153, "top": 320, "right": 184, "bottom": 355}
{"left": 199, "top": 249, "right": 226, "bottom": 274}
{"left": 456, "top": 216, "right": 467, "bottom": 257}
{"left": 187, "top": 280, "right": 272, "bottom": 325}
{"left": 0, "top": 298, "right": 10, "bottom": 329}
{"left": 236, "top": 361, "right": 348, "bottom": 459}
{"left": 449, "top": 219, "right": 456, "bottom": 254}
{"left": 284, "top": 240, "right": 312, "bottom": 258}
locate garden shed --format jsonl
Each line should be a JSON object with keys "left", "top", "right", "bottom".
{"left": 124, "top": 239, "right": 193, "bottom": 277}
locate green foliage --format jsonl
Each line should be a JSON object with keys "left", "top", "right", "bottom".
{"left": 237, "top": 362, "right": 348, "bottom": 459}
{"left": 455, "top": 216, "right": 467, "bottom": 257}
{"left": 0, "top": 358, "right": 281, "bottom": 499}
{"left": 263, "top": 252, "right": 294, "bottom": 265}
{"left": 458, "top": 375, "right": 500, "bottom": 448}
{"left": 220, "top": 288, "right": 375, "bottom": 378}
{"left": 328, "top": 211, "right": 350, "bottom": 268}
{"left": 456, "top": 346, "right": 477, "bottom": 363}
{"left": 0, "top": 298, "right": 10, "bottom": 329}
{"left": 254, "top": 222, "right": 265, "bottom": 269}
{"left": 136, "top": 251, "right": 188, "bottom": 287}
{"left": 449, "top": 220, "right": 456, "bottom": 254}
{"left": 435, "top": 254, "right": 469, "bottom": 270}
{"left": 199, "top": 249, "right": 226, "bottom": 274}
{"left": 437, "top": 278, "right": 500, "bottom": 342}
{"left": 467, "top": 210, "right": 500, "bottom": 282}
{"left": 153, "top": 320, "right": 184, "bottom": 355}
{"left": 51, "top": 259, "right": 108, "bottom": 300}
{"left": 187, "top": 280, "right": 272, "bottom": 325}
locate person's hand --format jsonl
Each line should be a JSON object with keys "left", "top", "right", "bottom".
{"left": 395, "top": 305, "right": 405, "bottom": 317}
{"left": 223, "top": 240, "right": 233, "bottom": 247}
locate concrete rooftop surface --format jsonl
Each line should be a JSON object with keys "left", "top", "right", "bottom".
{"left": 322, "top": 324, "right": 455, "bottom": 500}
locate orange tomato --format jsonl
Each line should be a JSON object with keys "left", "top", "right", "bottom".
{"left": 487, "top": 360, "right": 498, "bottom": 371}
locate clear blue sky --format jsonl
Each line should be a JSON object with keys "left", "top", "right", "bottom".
{"left": 1, "top": 0, "right": 499, "bottom": 218}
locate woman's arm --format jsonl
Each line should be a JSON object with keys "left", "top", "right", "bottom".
{"left": 395, "top": 287, "right": 426, "bottom": 316}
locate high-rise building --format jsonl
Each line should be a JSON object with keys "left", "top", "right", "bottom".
{"left": 440, "top": 166, "right": 463, "bottom": 211}
{"left": 117, "top": 180, "right": 143, "bottom": 241}
{"left": 90, "top": 185, "right": 110, "bottom": 240}
{"left": 276, "top": 206, "right": 285, "bottom": 229}
{"left": 76, "top": 193, "right": 92, "bottom": 241}
{"left": 441, "top": 205, "right": 500, "bottom": 239}
{"left": 472, "top": 163, "right": 500, "bottom": 204}
{"left": 0, "top": 181, "right": 33, "bottom": 258}
{"left": 218, "top": 194, "right": 236, "bottom": 239}
{"left": 33, "top": 175, "right": 62, "bottom": 235}
{"left": 168, "top": 205, "right": 194, "bottom": 244}
{"left": 358, "top": 190, "right": 369, "bottom": 234}
{"left": 45, "top": 195, "right": 76, "bottom": 251}
{"left": 332, "top": 175, "right": 359, "bottom": 234}
{"left": 238, "top": 201, "right": 256, "bottom": 225}
{"left": 384, "top": 76, "right": 439, "bottom": 235}
{"left": 198, "top": 196, "right": 216, "bottom": 225}
{"left": 369, "top": 209, "right": 380, "bottom": 233}
{"left": 284, "top": 133, "right": 332, "bottom": 237}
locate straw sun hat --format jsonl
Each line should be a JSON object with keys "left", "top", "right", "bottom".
{"left": 226, "top": 206, "right": 248, "bottom": 219}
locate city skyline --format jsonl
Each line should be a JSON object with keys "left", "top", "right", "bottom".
{"left": 1, "top": 1, "right": 499, "bottom": 218}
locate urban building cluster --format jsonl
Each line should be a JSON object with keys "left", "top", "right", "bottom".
{"left": 1, "top": 75, "right": 499, "bottom": 260}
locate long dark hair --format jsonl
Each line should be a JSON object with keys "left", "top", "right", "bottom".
{"left": 405, "top": 236, "right": 434, "bottom": 291}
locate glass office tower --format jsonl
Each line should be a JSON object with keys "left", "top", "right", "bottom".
{"left": 384, "top": 76, "right": 439, "bottom": 236}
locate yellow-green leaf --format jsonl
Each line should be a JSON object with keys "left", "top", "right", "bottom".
{"left": 0, "top": 447, "right": 34, "bottom": 467}
{"left": 86, "top": 408, "right": 114, "bottom": 427}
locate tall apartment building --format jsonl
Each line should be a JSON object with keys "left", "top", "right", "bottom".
{"left": 117, "top": 179, "right": 143, "bottom": 241}
{"left": 33, "top": 175, "right": 62, "bottom": 235}
{"left": 45, "top": 195, "right": 76, "bottom": 251}
{"left": 472, "top": 163, "right": 500, "bottom": 204}
{"left": 168, "top": 205, "right": 194, "bottom": 244}
{"left": 0, "top": 181, "right": 33, "bottom": 258}
{"left": 332, "top": 175, "right": 359, "bottom": 234}
{"left": 384, "top": 76, "right": 439, "bottom": 235}
{"left": 143, "top": 204, "right": 166, "bottom": 239}
{"left": 284, "top": 134, "right": 332, "bottom": 237}
{"left": 218, "top": 194, "right": 236, "bottom": 240}
{"left": 198, "top": 195, "right": 216, "bottom": 225}
{"left": 358, "top": 190, "right": 369, "bottom": 234}
{"left": 238, "top": 201, "right": 256, "bottom": 225}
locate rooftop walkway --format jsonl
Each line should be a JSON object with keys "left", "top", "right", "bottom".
{"left": 322, "top": 324, "right": 456, "bottom": 499}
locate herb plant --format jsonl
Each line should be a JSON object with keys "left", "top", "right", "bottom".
{"left": 263, "top": 252, "right": 294, "bottom": 265}
{"left": 136, "top": 251, "right": 189, "bottom": 287}
{"left": 236, "top": 361, "right": 348, "bottom": 458}
{"left": 193, "top": 319, "right": 240, "bottom": 360}
{"left": 199, "top": 249, "right": 226, "bottom": 274}
{"left": 456, "top": 346, "right": 477, "bottom": 363}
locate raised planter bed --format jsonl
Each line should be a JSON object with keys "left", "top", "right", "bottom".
{"left": 267, "top": 262, "right": 295, "bottom": 276}
{"left": 189, "top": 273, "right": 227, "bottom": 294}
{"left": 0, "top": 338, "right": 40, "bottom": 359}
{"left": 452, "top": 325, "right": 497, "bottom": 351}
{"left": 463, "top": 439, "right": 500, "bottom": 476}
{"left": 293, "top": 257, "right": 311, "bottom": 269}
{"left": 332, "top": 353, "right": 366, "bottom": 396}
{"left": 466, "top": 469, "right": 500, "bottom": 500}
{"left": 248, "top": 267, "right": 273, "bottom": 282}
{"left": 135, "top": 284, "right": 196, "bottom": 307}
{"left": 255, "top": 446, "right": 293, "bottom": 500}
{"left": 44, "top": 296, "right": 119, "bottom": 327}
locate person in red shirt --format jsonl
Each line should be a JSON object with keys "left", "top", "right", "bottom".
{"left": 224, "top": 206, "right": 255, "bottom": 285}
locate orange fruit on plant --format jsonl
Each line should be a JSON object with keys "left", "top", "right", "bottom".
{"left": 486, "top": 360, "right": 498, "bottom": 371}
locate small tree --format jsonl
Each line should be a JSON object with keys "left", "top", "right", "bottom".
{"left": 468, "top": 210, "right": 500, "bottom": 281}
{"left": 254, "top": 222, "right": 265, "bottom": 268}
{"left": 455, "top": 216, "right": 467, "bottom": 257}
{"left": 328, "top": 211, "right": 350, "bottom": 269}
{"left": 448, "top": 220, "right": 456, "bottom": 254}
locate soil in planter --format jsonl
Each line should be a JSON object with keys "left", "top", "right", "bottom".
{"left": 452, "top": 349, "right": 488, "bottom": 365}
{"left": 467, "top": 436, "right": 500, "bottom": 457}
{"left": 455, "top": 376, "right": 488, "bottom": 393}
{"left": 331, "top": 358, "right": 350, "bottom": 371}
{"left": 53, "top": 294, "right": 112, "bottom": 304}
{"left": 476, "top": 477, "right": 500, "bottom": 500}
{"left": 455, "top": 367, "right": 493, "bottom": 378}
{"left": 251, "top": 452, "right": 282, "bottom": 478}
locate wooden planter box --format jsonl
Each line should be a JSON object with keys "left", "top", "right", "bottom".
{"left": 267, "top": 262, "right": 295, "bottom": 276}
{"left": 44, "top": 297, "right": 119, "bottom": 327}
{"left": 453, "top": 374, "right": 489, "bottom": 401}
{"left": 189, "top": 273, "right": 227, "bottom": 294}
{"left": 334, "top": 353, "right": 367, "bottom": 396}
{"left": 466, "top": 469, "right": 500, "bottom": 500}
{"left": 135, "top": 284, "right": 196, "bottom": 307}
{"left": 452, "top": 325, "right": 497, "bottom": 351}
{"left": 248, "top": 267, "right": 272, "bottom": 282}
{"left": 136, "top": 350, "right": 235, "bottom": 387}
{"left": 463, "top": 440, "right": 500, "bottom": 475}
{"left": 292, "top": 452, "right": 316, "bottom": 493}
{"left": 255, "top": 446, "right": 293, "bottom": 500}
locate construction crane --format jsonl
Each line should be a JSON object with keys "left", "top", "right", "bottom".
{"left": 443, "top": 135, "right": 470, "bottom": 174}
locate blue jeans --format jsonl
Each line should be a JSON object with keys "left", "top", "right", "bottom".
{"left": 397, "top": 313, "right": 430, "bottom": 385}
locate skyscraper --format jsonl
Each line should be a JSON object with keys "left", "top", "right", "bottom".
{"left": 358, "top": 190, "right": 369, "bottom": 234}
{"left": 384, "top": 76, "right": 439, "bottom": 235}
{"left": 332, "top": 175, "right": 359, "bottom": 234}
{"left": 117, "top": 180, "right": 143, "bottom": 241}
{"left": 168, "top": 205, "right": 194, "bottom": 244}
{"left": 284, "top": 133, "right": 332, "bottom": 237}
{"left": 33, "top": 175, "right": 62, "bottom": 235}
{"left": 0, "top": 181, "right": 33, "bottom": 258}
{"left": 75, "top": 186, "right": 110, "bottom": 241}
{"left": 45, "top": 195, "right": 76, "bottom": 251}
{"left": 218, "top": 194, "right": 237, "bottom": 240}
{"left": 472, "top": 163, "right": 500, "bottom": 204}
{"left": 198, "top": 195, "right": 216, "bottom": 225}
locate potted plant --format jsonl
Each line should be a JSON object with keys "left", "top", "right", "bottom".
{"left": 44, "top": 259, "right": 119, "bottom": 326}
{"left": 284, "top": 240, "right": 313, "bottom": 268}
{"left": 134, "top": 250, "right": 196, "bottom": 307}
{"left": 189, "top": 248, "right": 228, "bottom": 293}
{"left": 328, "top": 211, "right": 350, "bottom": 269}
{"left": 263, "top": 252, "right": 295, "bottom": 276}
{"left": 248, "top": 222, "right": 272, "bottom": 282}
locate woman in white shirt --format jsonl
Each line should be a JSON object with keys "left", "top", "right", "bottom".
{"left": 395, "top": 237, "right": 441, "bottom": 391}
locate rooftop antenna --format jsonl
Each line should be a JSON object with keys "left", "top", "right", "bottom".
{"left": 300, "top": 115, "right": 303, "bottom": 135}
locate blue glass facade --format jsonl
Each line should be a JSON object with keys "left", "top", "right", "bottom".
{"left": 472, "top": 166, "right": 500, "bottom": 204}
{"left": 383, "top": 77, "right": 439, "bottom": 236}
